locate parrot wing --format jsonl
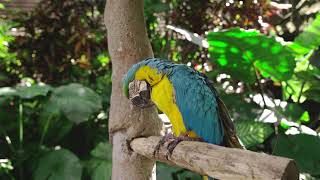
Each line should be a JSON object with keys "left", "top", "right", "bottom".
{"left": 200, "top": 72, "right": 244, "bottom": 149}
{"left": 169, "top": 65, "right": 224, "bottom": 144}
{"left": 216, "top": 96, "right": 244, "bottom": 149}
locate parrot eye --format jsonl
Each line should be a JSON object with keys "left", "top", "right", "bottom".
{"left": 149, "top": 76, "right": 154, "bottom": 81}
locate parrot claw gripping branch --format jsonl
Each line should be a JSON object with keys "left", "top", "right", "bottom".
{"left": 124, "top": 58, "right": 299, "bottom": 180}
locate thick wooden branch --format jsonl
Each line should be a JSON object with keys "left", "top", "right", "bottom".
{"left": 131, "top": 136, "right": 299, "bottom": 180}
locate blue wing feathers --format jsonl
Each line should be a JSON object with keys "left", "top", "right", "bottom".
{"left": 168, "top": 65, "right": 224, "bottom": 144}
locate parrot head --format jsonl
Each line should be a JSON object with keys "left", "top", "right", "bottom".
{"left": 122, "top": 59, "right": 165, "bottom": 99}
{"left": 122, "top": 59, "right": 163, "bottom": 108}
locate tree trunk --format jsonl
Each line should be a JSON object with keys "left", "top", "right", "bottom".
{"left": 104, "top": 0, "right": 162, "bottom": 180}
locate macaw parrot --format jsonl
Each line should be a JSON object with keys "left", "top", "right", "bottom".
{"left": 123, "top": 57, "right": 242, "bottom": 153}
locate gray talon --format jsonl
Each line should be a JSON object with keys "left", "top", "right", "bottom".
{"left": 153, "top": 133, "right": 174, "bottom": 157}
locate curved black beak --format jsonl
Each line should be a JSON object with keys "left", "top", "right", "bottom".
{"left": 128, "top": 80, "right": 154, "bottom": 108}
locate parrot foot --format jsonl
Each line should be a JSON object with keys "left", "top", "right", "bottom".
{"left": 165, "top": 135, "right": 204, "bottom": 160}
{"left": 153, "top": 133, "right": 175, "bottom": 157}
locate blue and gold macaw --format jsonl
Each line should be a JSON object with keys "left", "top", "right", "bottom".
{"left": 123, "top": 58, "right": 242, "bottom": 179}
{"left": 123, "top": 58, "right": 242, "bottom": 150}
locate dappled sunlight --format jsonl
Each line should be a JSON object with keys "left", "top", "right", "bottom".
{"left": 0, "top": 159, "right": 13, "bottom": 171}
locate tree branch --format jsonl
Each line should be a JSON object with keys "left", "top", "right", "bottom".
{"left": 131, "top": 136, "right": 299, "bottom": 180}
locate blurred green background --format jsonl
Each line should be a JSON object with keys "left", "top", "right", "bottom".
{"left": 0, "top": 0, "right": 319, "bottom": 179}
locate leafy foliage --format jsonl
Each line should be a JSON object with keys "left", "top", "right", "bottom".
{"left": 48, "top": 83, "right": 102, "bottom": 124}
{"left": 207, "top": 28, "right": 295, "bottom": 83}
{"left": 0, "top": 82, "right": 106, "bottom": 179}
{"left": 5, "top": 0, "right": 109, "bottom": 85}
{"left": 0, "top": 21, "right": 15, "bottom": 61}
{"left": 273, "top": 134, "right": 320, "bottom": 175}
{"left": 34, "top": 149, "right": 82, "bottom": 180}
{"left": 290, "top": 14, "right": 320, "bottom": 55}
{"left": 15, "top": 84, "right": 52, "bottom": 99}
{"left": 235, "top": 121, "right": 274, "bottom": 148}
{"left": 0, "top": 19, "right": 17, "bottom": 86}
{"left": 281, "top": 103, "right": 310, "bottom": 123}
{"left": 84, "top": 142, "right": 112, "bottom": 180}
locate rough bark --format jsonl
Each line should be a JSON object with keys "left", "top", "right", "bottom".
{"left": 104, "top": 1, "right": 162, "bottom": 180}
{"left": 131, "top": 136, "right": 299, "bottom": 180}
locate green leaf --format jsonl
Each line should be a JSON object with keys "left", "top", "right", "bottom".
{"left": 15, "top": 84, "right": 52, "bottom": 99}
{"left": 38, "top": 83, "right": 102, "bottom": 142}
{"left": 34, "top": 149, "right": 82, "bottom": 180}
{"left": 280, "top": 120, "right": 291, "bottom": 129}
{"left": 91, "top": 142, "right": 112, "bottom": 160}
{"left": 157, "top": 163, "right": 179, "bottom": 180}
{"left": 273, "top": 134, "right": 320, "bottom": 175}
{"left": 156, "top": 162, "right": 202, "bottom": 180}
{"left": 0, "top": 85, "right": 52, "bottom": 99}
{"left": 300, "top": 111, "right": 310, "bottom": 123}
{"left": 235, "top": 121, "right": 274, "bottom": 148}
{"left": 85, "top": 142, "right": 112, "bottom": 180}
{"left": 96, "top": 53, "right": 110, "bottom": 67}
{"left": 0, "top": 87, "right": 17, "bottom": 97}
{"left": 290, "top": 14, "right": 320, "bottom": 55}
{"left": 283, "top": 67, "right": 320, "bottom": 103}
{"left": 40, "top": 99, "right": 61, "bottom": 120}
{"left": 49, "top": 83, "right": 102, "bottom": 123}
{"left": 39, "top": 99, "right": 73, "bottom": 143}
{"left": 207, "top": 28, "right": 295, "bottom": 83}
{"left": 87, "top": 160, "right": 112, "bottom": 180}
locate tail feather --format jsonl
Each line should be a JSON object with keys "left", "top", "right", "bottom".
{"left": 216, "top": 97, "right": 244, "bottom": 149}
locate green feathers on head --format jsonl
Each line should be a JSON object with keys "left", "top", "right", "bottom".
{"left": 122, "top": 61, "right": 145, "bottom": 98}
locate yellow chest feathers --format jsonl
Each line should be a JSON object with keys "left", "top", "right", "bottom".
{"left": 151, "top": 76, "right": 187, "bottom": 136}
{"left": 134, "top": 66, "right": 187, "bottom": 136}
